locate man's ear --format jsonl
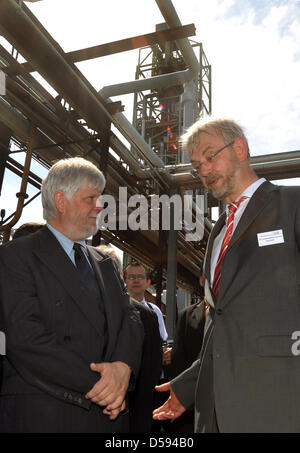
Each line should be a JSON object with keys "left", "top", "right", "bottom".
{"left": 54, "top": 191, "right": 66, "bottom": 214}
{"left": 234, "top": 137, "right": 248, "bottom": 162}
{"left": 146, "top": 279, "right": 151, "bottom": 289}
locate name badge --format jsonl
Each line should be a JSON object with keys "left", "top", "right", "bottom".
{"left": 0, "top": 331, "right": 5, "bottom": 356}
{"left": 257, "top": 229, "right": 284, "bottom": 247}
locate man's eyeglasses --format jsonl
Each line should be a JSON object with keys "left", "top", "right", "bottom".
{"left": 191, "top": 140, "right": 235, "bottom": 174}
{"left": 126, "top": 275, "right": 147, "bottom": 281}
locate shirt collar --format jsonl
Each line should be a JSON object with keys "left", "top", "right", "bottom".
{"left": 226, "top": 177, "right": 266, "bottom": 214}
{"left": 239, "top": 177, "right": 266, "bottom": 199}
{"left": 46, "top": 224, "right": 87, "bottom": 257}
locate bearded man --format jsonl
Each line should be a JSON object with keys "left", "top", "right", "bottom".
{"left": 0, "top": 157, "right": 143, "bottom": 433}
{"left": 153, "top": 118, "right": 300, "bottom": 433}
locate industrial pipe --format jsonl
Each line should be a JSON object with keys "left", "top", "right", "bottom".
{"left": 100, "top": 0, "right": 199, "bottom": 98}
{"left": 0, "top": 123, "right": 36, "bottom": 242}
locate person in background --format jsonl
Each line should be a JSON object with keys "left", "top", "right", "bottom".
{"left": 12, "top": 222, "right": 44, "bottom": 240}
{"left": 0, "top": 157, "right": 143, "bottom": 433}
{"left": 97, "top": 247, "right": 162, "bottom": 432}
{"left": 123, "top": 262, "right": 171, "bottom": 364}
{"left": 97, "top": 245, "right": 121, "bottom": 271}
{"left": 123, "top": 261, "right": 171, "bottom": 432}
{"left": 166, "top": 299, "right": 205, "bottom": 432}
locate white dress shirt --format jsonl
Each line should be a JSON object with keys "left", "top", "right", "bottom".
{"left": 140, "top": 299, "right": 168, "bottom": 342}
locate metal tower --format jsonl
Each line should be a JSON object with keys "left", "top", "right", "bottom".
{"left": 132, "top": 26, "right": 212, "bottom": 167}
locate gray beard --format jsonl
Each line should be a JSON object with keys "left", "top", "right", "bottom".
{"left": 208, "top": 161, "right": 241, "bottom": 201}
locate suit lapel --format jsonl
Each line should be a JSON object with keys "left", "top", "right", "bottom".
{"left": 219, "top": 181, "right": 278, "bottom": 303}
{"left": 204, "top": 211, "right": 226, "bottom": 286}
{"left": 87, "top": 247, "right": 127, "bottom": 360}
{"left": 86, "top": 246, "right": 106, "bottom": 295}
{"left": 33, "top": 227, "right": 104, "bottom": 338}
{"left": 227, "top": 181, "right": 278, "bottom": 252}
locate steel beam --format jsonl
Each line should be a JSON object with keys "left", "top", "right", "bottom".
{"left": 0, "top": 0, "right": 112, "bottom": 135}
{"left": 18, "top": 24, "right": 196, "bottom": 71}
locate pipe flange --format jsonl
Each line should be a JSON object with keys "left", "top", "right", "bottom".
{"left": 16, "top": 192, "right": 29, "bottom": 199}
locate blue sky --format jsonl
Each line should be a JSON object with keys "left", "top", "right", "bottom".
{"left": 0, "top": 0, "right": 300, "bottom": 227}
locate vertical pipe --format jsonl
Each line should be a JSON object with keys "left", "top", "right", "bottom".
{"left": 155, "top": 201, "right": 166, "bottom": 309}
{"left": 0, "top": 147, "right": 9, "bottom": 197}
{"left": 92, "top": 118, "right": 111, "bottom": 247}
{"left": 165, "top": 189, "right": 178, "bottom": 340}
{"left": 0, "top": 123, "right": 36, "bottom": 242}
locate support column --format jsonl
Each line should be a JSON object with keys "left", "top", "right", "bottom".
{"left": 0, "top": 122, "right": 12, "bottom": 196}
{"left": 155, "top": 210, "right": 167, "bottom": 310}
{"left": 165, "top": 189, "right": 178, "bottom": 341}
{"left": 92, "top": 119, "right": 111, "bottom": 246}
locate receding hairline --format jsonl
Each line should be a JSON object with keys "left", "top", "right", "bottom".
{"left": 125, "top": 263, "right": 147, "bottom": 273}
{"left": 123, "top": 262, "right": 150, "bottom": 279}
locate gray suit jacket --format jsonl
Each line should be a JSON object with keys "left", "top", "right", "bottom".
{"left": 172, "top": 181, "right": 300, "bottom": 433}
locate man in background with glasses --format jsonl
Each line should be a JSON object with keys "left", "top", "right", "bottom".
{"left": 123, "top": 262, "right": 168, "bottom": 346}
{"left": 153, "top": 117, "right": 300, "bottom": 433}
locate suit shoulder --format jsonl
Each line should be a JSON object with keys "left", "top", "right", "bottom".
{"left": 88, "top": 246, "right": 107, "bottom": 259}
{"left": 179, "top": 301, "right": 204, "bottom": 318}
{"left": 273, "top": 185, "right": 300, "bottom": 208}
{"left": 130, "top": 299, "right": 152, "bottom": 315}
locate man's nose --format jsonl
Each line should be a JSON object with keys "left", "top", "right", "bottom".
{"left": 93, "top": 205, "right": 103, "bottom": 214}
{"left": 94, "top": 197, "right": 103, "bottom": 212}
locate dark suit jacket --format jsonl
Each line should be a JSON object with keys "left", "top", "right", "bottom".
{"left": 128, "top": 300, "right": 162, "bottom": 433}
{"left": 172, "top": 181, "right": 300, "bottom": 433}
{"left": 0, "top": 226, "right": 143, "bottom": 433}
{"left": 168, "top": 301, "right": 205, "bottom": 379}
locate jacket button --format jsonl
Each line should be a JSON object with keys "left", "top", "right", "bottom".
{"left": 216, "top": 308, "right": 223, "bottom": 315}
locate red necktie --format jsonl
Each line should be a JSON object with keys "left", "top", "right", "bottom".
{"left": 212, "top": 196, "right": 247, "bottom": 297}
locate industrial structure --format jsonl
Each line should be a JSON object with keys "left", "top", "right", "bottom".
{"left": 0, "top": 0, "right": 300, "bottom": 336}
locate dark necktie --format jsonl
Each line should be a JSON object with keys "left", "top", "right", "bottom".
{"left": 73, "top": 243, "right": 107, "bottom": 357}
{"left": 73, "top": 243, "right": 100, "bottom": 296}
{"left": 212, "top": 196, "right": 247, "bottom": 297}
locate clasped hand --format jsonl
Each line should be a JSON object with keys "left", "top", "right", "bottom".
{"left": 85, "top": 361, "right": 131, "bottom": 419}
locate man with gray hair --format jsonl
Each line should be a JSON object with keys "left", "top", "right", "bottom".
{"left": 153, "top": 117, "right": 300, "bottom": 433}
{"left": 0, "top": 157, "right": 143, "bottom": 433}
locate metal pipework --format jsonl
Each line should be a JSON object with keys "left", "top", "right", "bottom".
{"left": 100, "top": 0, "right": 199, "bottom": 98}
{"left": 0, "top": 0, "right": 115, "bottom": 132}
{"left": 0, "top": 1, "right": 170, "bottom": 184}
{"left": 101, "top": 0, "right": 200, "bottom": 182}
